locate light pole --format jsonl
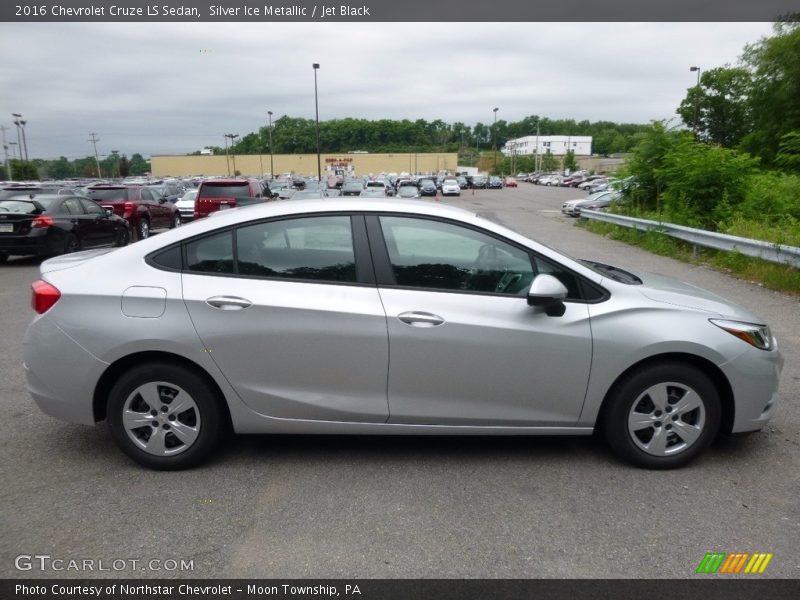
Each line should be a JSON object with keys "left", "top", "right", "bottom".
{"left": 690, "top": 66, "right": 702, "bottom": 134}
{"left": 492, "top": 107, "right": 499, "bottom": 173}
{"left": 313, "top": 63, "right": 321, "bottom": 182}
{"left": 225, "top": 133, "right": 239, "bottom": 175}
{"left": 10, "top": 141, "right": 20, "bottom": 161}
{"left": 268, "top": 110, "right": 274, "bottom": 179}
{"left": 12, "top": 114, "right": 24, "bottom": 162}
{"left": 223, "top": 134, "right": 231, "bottom": 175}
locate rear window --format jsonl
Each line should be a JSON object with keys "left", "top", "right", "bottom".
{"left": 0, "top": 198, "right": 56, "bottom": 213}
{"left": 198, "top": 183, "right": 250, "bottom": 198}
{"left": 88, "top": 188, "right": 127, "bottom": 201}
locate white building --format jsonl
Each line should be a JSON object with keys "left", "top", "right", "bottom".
{"left": 502, "top": 135, "right": 592, "bottom": 157}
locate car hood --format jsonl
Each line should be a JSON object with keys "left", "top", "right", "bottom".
{"left": 40, "top": 248, "right": 116, "bottom": 274}
{"left": 635, "top": 271, "right": 764, "bottom": 322}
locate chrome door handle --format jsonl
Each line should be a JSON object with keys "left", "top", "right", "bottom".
{"left": 397, "top": 311, "right": 445, "bottom": 327}
{"left": 206, "top": 296, "right": 252, "bottom": 310}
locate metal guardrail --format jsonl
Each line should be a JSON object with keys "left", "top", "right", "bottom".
{"left": 580, "top": 209, "right": 800, "bottom": 269}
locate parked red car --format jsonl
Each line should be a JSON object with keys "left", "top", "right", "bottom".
{"left": 87, "top": 185, "right": 181, "bottom": 240}
{"left": 194, "top": 179, "right": 272, "bottom": 219}
{"left": 504, "top": 177, "right": 518, "bottom": 187}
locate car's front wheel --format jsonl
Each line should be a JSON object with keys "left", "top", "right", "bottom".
{"left": 602, "top": 362, "right": 721, "bottom": 469}
{"left": 137, "top": 218, "right": 150, "bottom": 240}
{"left": 107, "top": 363, "right": 225, "bottom": 470}
{"left": 170, "top": 213, "right": 181, "bottom": 229}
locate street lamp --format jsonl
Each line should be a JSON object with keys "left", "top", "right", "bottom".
{"left": 268, "top": 110, "right": 274, "bottom": 179}
{"left": 9, "top": 141, "right": 20, "bottom": 161}
{"left": 225, "top": 133, "right": 239, "bottom": 175}
{"left": 12, "top": 113, "right": 27, "bottom": 162}
{"left": 492, "top": 107, "right": 499, "bottom": 173}
{"left": 313, "top": 63, "right": 321, "bottom": 182}
{"left": 690, "top": 66, "right": 702, "bottom": 134}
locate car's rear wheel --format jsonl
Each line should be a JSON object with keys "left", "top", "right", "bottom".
{"left": 0, "top": 252, "right": 8, "bottom": 263}
{"left": 107, "top": 363, "right": 224, "bottom": 470}
{"left": 602, "top": 362, "right": 720, "bottom": 469}
{"left": 113, "top": 227, "right": 130, "bottom": 247}
{"left": 64, "top": 233, "right": 80, "bottom": 254}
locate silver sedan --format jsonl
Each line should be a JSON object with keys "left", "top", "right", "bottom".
{"left": 23, "top": 199, "right": 782, "bottom": 470}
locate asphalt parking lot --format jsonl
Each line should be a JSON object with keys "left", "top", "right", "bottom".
{"left": 1, "top": 184, "right": 798, "bottom": 579}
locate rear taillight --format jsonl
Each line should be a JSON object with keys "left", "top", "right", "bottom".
{"left": 31, "top": 280, "right": 61, "bottom": 314}
{"left": 32, "top": 216, "right": 54, "bottom": 229}
{"left": 123, "top": 201, "right": 135, "bottom": 215}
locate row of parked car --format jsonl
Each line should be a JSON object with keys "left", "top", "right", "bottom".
{"left": 1, "top": 168, "right": 531, "bottom": 262}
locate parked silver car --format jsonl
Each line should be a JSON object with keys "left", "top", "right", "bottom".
{"left": 23, "top": 199, "right": 782, "bottom": 470}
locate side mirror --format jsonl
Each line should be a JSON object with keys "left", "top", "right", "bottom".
{"left": 105, "top": 208, "right": 113, "bottom": 217}
{"left": 527, "top": 274, "right": 568, "bottom": 316}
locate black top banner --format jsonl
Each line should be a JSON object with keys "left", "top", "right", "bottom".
{"left": 2, "top": 0, "right": 799, "bottom": 22}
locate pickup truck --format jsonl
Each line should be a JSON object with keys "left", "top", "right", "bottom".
{"left": 193, "top": 179, "right": 274, "bottom": 219}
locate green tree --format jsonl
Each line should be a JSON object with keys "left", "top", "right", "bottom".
{"left": 563, "top": 150, "right": 578, "bottom": 172}
{"left": 775, "top": 131, "right": 800, "bottom": 172}
{"left": 118, "top": 155, "right": 130, "bottom": 178}
{"left": 540, "top": 152, "right": 559, "bottom": 172}
{"left": 741, "top": 20, "right": 800, "bottom": 165}
{"left": 10, "top": 159, "right": 39, "bottom": 180}
{"left": 128, "top": 153, "right": 149, "bottom": 175}
{"left": 660, "top": 137, "right": 758, "bottom": 228}
{"left": 677, "top": 66, "right": 752, "bottom": 147}
{"left": 625, "top": 121, "right": 681, "bottom": 212}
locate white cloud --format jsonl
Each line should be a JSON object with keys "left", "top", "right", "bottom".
{"left": 0, "top": 21, "right": 774, "bottom": 159}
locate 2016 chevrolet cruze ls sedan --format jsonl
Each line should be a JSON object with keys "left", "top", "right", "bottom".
{"left": 23, "top": 199, "right": 782, "bottom": 470}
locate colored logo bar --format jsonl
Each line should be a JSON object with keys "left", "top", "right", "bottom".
{"left": 696, "top": 552, "right": 773, "bottom": 574}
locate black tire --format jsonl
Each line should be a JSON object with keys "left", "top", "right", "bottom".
{"left": 64, "top": 233, "right": 81, "bottom": 254}
{"left": 170, "top": 213, "right": 181, "bottom": 229}
{"left": 114, "top": 227, "right": 130, "bottom": 247}
{"left": 0, "top": 253, "right": 8, "bottom": 263}
{"left": 602, "top": 361, "right": 721, "bottom": 469}
{"left": 107, "top": 362, "right": 225, "bottom": 470}
{"left": 137, "top": 218, "right": 150, "bottom": 240}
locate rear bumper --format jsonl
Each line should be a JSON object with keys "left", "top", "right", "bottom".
{"left": 0, "top": 235, "right": 53, "bottom": 256}
{"left": 23, "top": 315, "right": 107, "bottom": 425}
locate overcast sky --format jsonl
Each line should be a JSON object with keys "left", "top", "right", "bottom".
{"left": 0, "top": 22, "right": 775, "bottom": 160}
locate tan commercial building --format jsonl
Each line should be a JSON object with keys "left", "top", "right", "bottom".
{"left": 150, "top": 152, "right": 458, "bottom": 178}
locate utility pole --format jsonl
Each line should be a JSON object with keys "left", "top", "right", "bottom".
{"left": 88, "top": 132, "right": 102, "bottom": 178}
{"left": 0, "top": 125, "right": 12, "bottom": 180}
{"left": 267, "top": 110, "right": 274, "bottom": 179}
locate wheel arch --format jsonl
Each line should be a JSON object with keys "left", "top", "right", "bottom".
{"left": 93, "top": 351, "right": 231, "bottom": 429}
{"left": 594, "top": 352, "right": 735, "bottom": 435}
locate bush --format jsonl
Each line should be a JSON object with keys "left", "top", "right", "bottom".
{"left": 659, "top": 137, "right": 758, "bottom": 229}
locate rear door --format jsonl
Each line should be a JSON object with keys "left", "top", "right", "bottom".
{"left": 181, "top": 213, "right": 390, "bottom": 422}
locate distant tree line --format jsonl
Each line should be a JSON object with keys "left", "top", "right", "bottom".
{"left": 9, "top": 153, "right": 150, "bottom": 181}
{"left": 206, "top": 116, "right": 648, "bottom": 159}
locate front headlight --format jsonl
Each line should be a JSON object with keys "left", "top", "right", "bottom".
{"left": 710, "top": 319, "right": 774, "bottom": 351}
